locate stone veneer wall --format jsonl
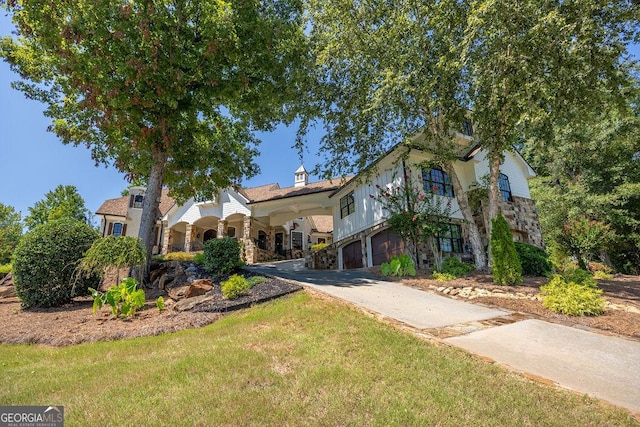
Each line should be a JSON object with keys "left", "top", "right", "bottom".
{"left": 308, "top": 245, "right": 339, "bottom": 270}
{"left": 474, "top": 196, "right": 544, "bottom": 248}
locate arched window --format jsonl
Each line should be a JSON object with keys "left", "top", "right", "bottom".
{"left": 422, "top": 168, "right": 454, "bottom": 197}
{"left": 499, "top": 173, "right": 513, "bottom": 202}
{"left": 227, "top": 226, "right": 236, "bottom": 238}
{"left": 257, "top": 230, "right": 267, "bottom": 250}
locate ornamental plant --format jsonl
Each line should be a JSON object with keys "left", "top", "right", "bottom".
{"left": 540, "top": 275, "right": 605, "bottom": 316}
{"left": 380, "top": 254, "right": 416, "bottom": 277}
{"left": 490, "top": 213, "right": 522, "bottom": 285}
{"left": 79, "top": 236, "right": 146, "bottom": 285}
{"left": 221, "top": 274, "right": 250, "bottom": 299}
{"left": 371, "top": 164, "right": 454, "bottom": 270}
{"left": 203, "top": 238, "right": 242, "bottom": 276}
{"left": 88, "top": 277, "right": 146, "bottom": 318}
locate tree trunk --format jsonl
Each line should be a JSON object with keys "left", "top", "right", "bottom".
{"left": 138, "top": 146, "right": 168, "bottom": 284}
{"left": 443, "top": 161, "right": 487, "bottom": 271}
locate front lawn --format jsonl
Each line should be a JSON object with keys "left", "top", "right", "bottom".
{"left": 0, "top": 293, "right": 635, "bottom": 426}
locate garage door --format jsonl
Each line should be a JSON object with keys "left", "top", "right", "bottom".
{"left": 342, "top": 240, "right": 363, "bottom": 269}
{"left": 371, "top": 228, "right": 405, "bottom": 266}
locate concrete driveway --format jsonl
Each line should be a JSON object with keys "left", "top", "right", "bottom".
{"left": 247, "top": 260, "right": 640, "bottom": 416}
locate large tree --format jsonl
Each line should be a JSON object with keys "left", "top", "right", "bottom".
{"left": 24, "top": 184, "right": 91, "bottom": 230}
{"left": 1, "top": 0, "right": 307, "bottom": 278}
{"left": 462, "top": 0, "right": 639, "bottom": 234}
{"left": 303, "top": 0, "right": 488, "bottom": 269}
{"left": 0, "top": 203, "right": 22, "bottom": 265}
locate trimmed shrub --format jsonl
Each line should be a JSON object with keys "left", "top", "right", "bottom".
{"left": 514, "top": 242, "right": 551, "bottom": 276}
{"left": 432, "top": 272, "right": 456, "bottom": 282}
{"left": 311, "top": 242, "right": 329, "bottom": 252}
{"left": 221, "top": 274, "right": 250, "bottom": 299}
{"left": 163, "top": 251, "right": 196, "bottom": 261}
{"left": 439, "top": 257, "right": 475, "bottom": 277}
{"left": 13, "top": 218, "right": 100, "bottom": 308}
{"left": 203, "top": 238, "right": 242, "bottom": 276}
{"left": 540, "top": 275, "right": 605, "bottom": 316}
{"left": 193, "top": 252, "right": 205, "bottom": 265}
{"left": 491, "top": 213, "right": 522, "bottom": 286}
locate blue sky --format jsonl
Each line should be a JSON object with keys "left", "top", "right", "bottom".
{"left": 1, "top": 12, "right": 638, "bottom": 222}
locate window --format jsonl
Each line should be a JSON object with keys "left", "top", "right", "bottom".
{"left": 227, "top": 226, "right": 236, "bottom": 238}
{"left": 257, "top": 230, "right": 267, "bottom": 250}
{"left": 291, "top": 231, "right": 303, "bottom": 250}
{"left": 499, "top": 173, "right": 513, "bottom": 202}
{"left": 112, "top": 222, "right": 124, "bottom": 237}
{"left": 423, "top": 168, "right": 454, "bottom": 197}
{"left": 133, "top": 195, "right": 144, "bottom": 209}
{"left": 462, "top": 119, "right": 474, "bottom": 137}
{"left": 437, "top": 223, "right": 463, "bottom": 253}
{"left": 340, "top": 192, "right": 356, "bottom": 218}
{"left": 317, "top": 238, "right": 326, "bottom": 244}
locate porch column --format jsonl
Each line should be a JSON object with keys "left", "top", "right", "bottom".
{"left": 161, "top": 226, "right": 172, "bottom": 255}
{"left": 267, "top": 226, "right": 275, "bottom": 252}
{"left": 185, "top": 224, "right": 193, "bottom": 253}
{"left": 217, "top": 219, "right": 227, "bottom": 238}
{"left": 242, "top": 216, "right": 257, "bottom": 264}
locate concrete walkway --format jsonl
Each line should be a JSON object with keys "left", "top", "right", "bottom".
{"left": 247, "top": 260, "right": 640, "bottom": 415}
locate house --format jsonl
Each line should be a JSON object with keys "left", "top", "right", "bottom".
{"left": 320, "top": 141, "right": 543, "bottom": 270}
{"left": 96, "top": 137, "right": 542, "bottom": 269}
{"left": 96, "top": 167, "right": 344, "bottom": 264}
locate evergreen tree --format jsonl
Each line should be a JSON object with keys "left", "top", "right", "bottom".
{"left": 491, "top": 213, "right": 522, "bottom": 286}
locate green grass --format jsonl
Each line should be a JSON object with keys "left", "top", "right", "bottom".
{"left": 0, "top": 293, "right": 635, "bottom": 426}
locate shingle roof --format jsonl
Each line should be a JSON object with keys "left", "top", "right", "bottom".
{"left": 243, "top": 178, "right": 350, "bottom": 203}
{"left": 310, "top": 215, "right": 333, "bottom": 233}
{"left": 96, "top": 189, "right": 175, "bottom": 217}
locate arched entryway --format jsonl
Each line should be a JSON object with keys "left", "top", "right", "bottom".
{"left": 342, "top": 240, "right": 363, "bottom": 269}
{"left": 203, "top": 229, "right": 217, "bottom": 242}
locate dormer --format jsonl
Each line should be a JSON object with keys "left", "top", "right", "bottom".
{"left": 128, "top": 186, "right": 146, "bottom": 209}
{"left": 294, "top": 165, "right": 309, "bottom": 187}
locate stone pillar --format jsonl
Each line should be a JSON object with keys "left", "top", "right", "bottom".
{"left": 217, "top": 219, "right": 227, "bottom": 238}
{"left": 242, "top": 216, "right": 257, "bottom": 264}
{"left": 185, "top": 224, "right": 193, "bottom": 253}
{"left": 161, "top": 225, "right": 172, "bottom": 255}
{"left": 360, "top": 234, "right": 368, "bottom": 268}
{"left": 267, "top": 226, "right": 275, "bottom": 252}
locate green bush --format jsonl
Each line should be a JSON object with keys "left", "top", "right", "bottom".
{"left": 88, "top": 277, "right": 146, "bottom": 317}
{"left": 13, "top": 218, "right": 100, "bottom": 308}
{"left": 203, "top": 238, "right": 242, "bottom": 276}
{"left": 439, "top": 257, "right": 475, "bottom": 277}
{"left": 163, "top": 251, "right": 196, "bottom": 261}
{"left": 221, "top": 274, "right": 250, "bottom": 299}
{"left": 381, "top": 254, "right": 416, "bottom": 277}
{"left": 491, "top": 213, "right": 522, "bottom": 285}
{"left": 246, "top": 276, "right": 268, "bottom": 288}
{"left": 593, "top": 271, "right": 613, "bottom": 280}
{"left": 432, "top": 272, "right": 456, "bottom": 282}
{"left": 193, "top": 252, "right": 205, "bottom": 265}
{"left": 540, "top": 275, "right": 605, "bottom": 316}
{"left": 513, "top": 242, "right": 551, "bottom": 276}
{"left": 0, "top": 263, "right": 11, "bottom": 275}
{"left": 79, "top": 236, "right": 145, "bottom": 284}
{"left": 560, "top": 267, "right": 597, "bottom": 288}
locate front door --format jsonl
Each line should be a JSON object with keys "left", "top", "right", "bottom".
{"left": 275, "top": 232, "right": 284, "bottom": 255}
{"left": 342, "top": 240, "right": 363, "bottom": 269}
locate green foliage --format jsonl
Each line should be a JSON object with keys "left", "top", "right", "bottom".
{"left": 0, "top": 264, "right": 11, "bottom": 275}
{"left": 246, "top": 276, "right": 268, "bottom": 289}
{"left": 372, "top": 167, "right": 454, "bottom": 270}
{"left": 79, "top": 236, "right": 145, "bottom": 282}
{"left": 540, "top": 276, "right": 605, "bottom": 316}
{"left": 0, "top": 202, "right": 22, "bottom": 265}
{"left": 380, "top": 254, "right": 416, "bottom": 277}
{"left": 221, "top": 274, "right": 250, "bottom": 300}
{"left": 514, "top": 242, "right": 551, "bottom": 277}
{"left": 432, "top": 272, "right": 456, "bottom": 283}
{"left": 491, "top": 213, "right": 522, "bottom": 286}
{"left": 311, "top": 242, "right": 329, "bottom": 252}
{"left": 1, "top": 1, "right": 307, "bottom": 263}
{"left": 88, "top": 278, "right": 146, "bottom": 317}
{"left": 559, "top": 217, "right": 613, "bottom": 269}
{"left": 559, "top": 267, "right": 598, "bottom": 289}
{"left": 163, "top": 252, "right": 197, "bottom": 261}
{"left": 593, "top": 271, "right": 613, "bottom": 281}
{"left": 156, "top": 296, "right": 165, "bottom": 312}
{"left": 193, "top": 252, "right": 205, "bottom": 265}
{"left": 203, "top": 238, "right": 242, "bottom": 276}
{"left": 24, "top": 185, "right": 91, "bottom": 230}
{"left": 12, "top": 218, "right": 100, "bottom": 308}
{"left": 439, "top": 257, "right": 475, "bottom": 277}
